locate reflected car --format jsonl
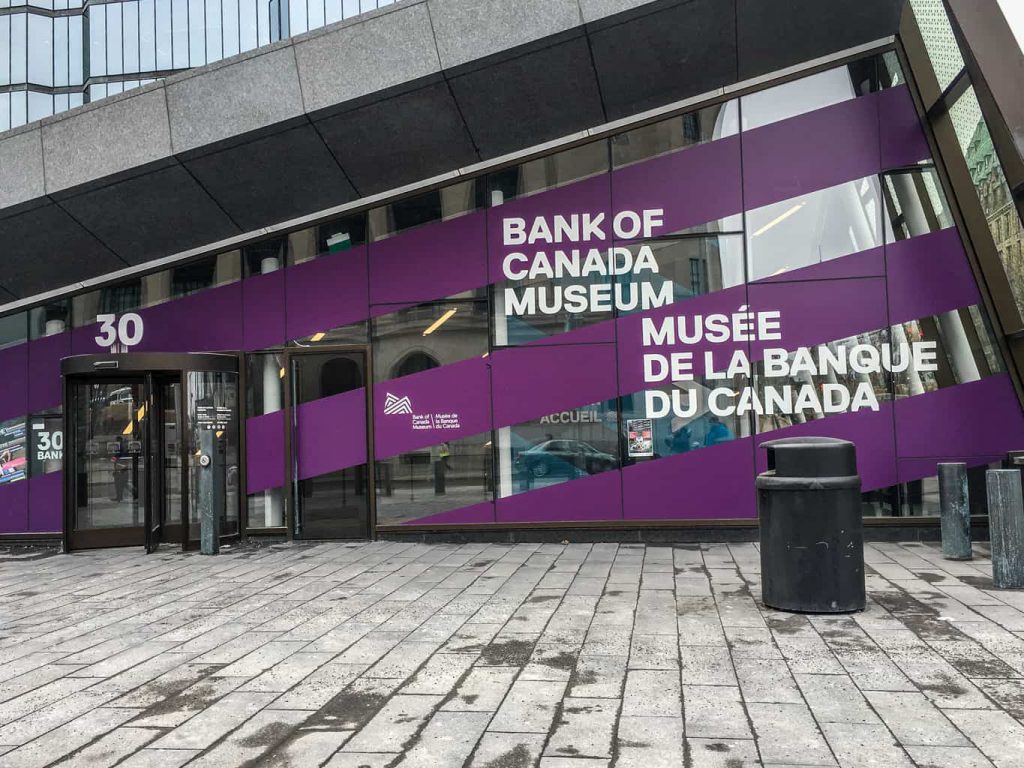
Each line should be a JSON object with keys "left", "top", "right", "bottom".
{"left": 514, "top": 439, "right": 616, "bottom": 478}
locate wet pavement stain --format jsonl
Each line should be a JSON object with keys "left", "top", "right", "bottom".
{"left": 480, "top": 639, "right": 536, "bottom": 666}
{"left": 539, "top": 651, "right": 578, "bottom": 671}
{"left": 482, "top": 744, "right": 533, "bottom": 768}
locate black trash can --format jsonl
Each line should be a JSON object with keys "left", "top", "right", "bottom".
{"left": 757, "top": 436, "right": 865, "bottom": 613}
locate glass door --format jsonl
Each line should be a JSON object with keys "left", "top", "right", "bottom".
{"left": 70, "top": 379, "right": 148, "bottom": 549}
{"left": 289, "top": 349, "right": 372, "bottom": 539}
{"left": 147, "top": 378, "right": 183, "bottom": 552}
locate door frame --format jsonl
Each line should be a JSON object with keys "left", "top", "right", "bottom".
{"left": 282, "top": 344, "right": 377, "bottom": 540}
{"left": 62, "top": 352, "right": 240, "bottom": 553}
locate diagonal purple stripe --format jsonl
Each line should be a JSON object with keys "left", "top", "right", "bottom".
{"left": 246, "top": 410, "right": 285, "bottom": 494}
{"left": 295, "top": 388, "right": 368, "bottom": 480}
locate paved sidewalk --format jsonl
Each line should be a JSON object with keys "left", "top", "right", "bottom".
{"left": 1, "top": 541, "right": 1024, "bottom": 767}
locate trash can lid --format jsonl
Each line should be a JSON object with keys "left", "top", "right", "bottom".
{"left": 760, "top": 436, "right": 857, "bottom": 478}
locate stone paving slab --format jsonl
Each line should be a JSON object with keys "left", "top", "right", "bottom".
{"left": 1, "top": 541, "right": 1024, "bottom": 766}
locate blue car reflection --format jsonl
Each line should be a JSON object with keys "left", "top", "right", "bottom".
{"left": 514, "top": 439, "right": 617, "bottom": 478}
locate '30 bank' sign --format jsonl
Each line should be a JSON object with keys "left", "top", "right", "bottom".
{"left": 94, "top": 313, "right": 144, "bottom": 351}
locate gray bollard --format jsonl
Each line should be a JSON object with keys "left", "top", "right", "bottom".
{"left": 199, "top": 429, "right": 220, "bottom": 555}
{"left": 938, "top": 463, "right": 971, "bottom": 560}
{"left": 986, "top": 469, "right": 1024, "bottom": 588}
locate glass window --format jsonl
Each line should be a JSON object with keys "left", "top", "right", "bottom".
{"left": 376, "top": 432, "right": 493, "bottom": 526}
{"left": 106, "top": 1, "right": 123, "bottom": 75}
{"left": 156, "top": 0, "right": 173, "bottom": 69}
{"left": 54, "top": 17, "right": 69, "bottom": 87}
{"left": 908, "top": 0, "right": 966, "bottom": 90}
{"left": 290, "top": 320, "right": 368, "bottom": 348}
{"left": 742, "top": 57, "right": 883, "bottom": 131}
{"left": 953, "top": 86, "right": 1024, "bottom": 319}
{"left": 0, "top": 312, "right": 27, "bottom": 349}
{"left": 372, "top": 299, "right": 488, "bottom": 382}
{"left": 611, "top": 101, "right": 738, "bottom": 169}
{"left": 10, "top": 14, "right": 27, "bottom": 84}
{"left": 243, "top": 237, "right": 287, "bottom": 277}
{"left": 369, "top": 180, "right": 483, "bottom": 242}
{"left": 27, "top": 15, "right": 53, "bottom": 86}
{"left": 123, "top": 0, "right": 141, "bottom": 74}
{"left": 246, "top": 352, "right": 284, "bottom": 416}
{"left": 615, "top": 236, "right": 745, "bottom": 317}
{"left": 186, "top": 370, "right": 240, "bottom": 538}
{"left": 498, "top": 399, "right": 619, "bottom": 497}
{"left": 489, "top": 141, "right": 609, "bottom": 204}
{"left": 28, "top": 92, "right": 53, "bottom": 122}
{"left": 883, "top": 166, "right": 954, "bottom": 242}
{"left": 746, "top": 176, "right": 883, "bottom": 281}
{"left": 239, "top": 0, "right": 257, "bottom": 50}
{"left": 247, "top": 486, "right": 285, "bottom": 530}
{"left": 188, "top": 0, "right": 205, "bottom": 66}
{"left": 0, "top": 417, "right": 28, "bottom": 486}
{"left": 29, "top": 300, "right": 70, "bottom": 339}
{"left": 89, "top": 4, "right": 107, "bottom": 77}
{"left": 893, "top": 305, "right": 1003, "bottom": 397}
{"left": 0, "top": 16, "right": 10, "bottom": 87}
{"left": 222, "top": 0, "right": 240, "bottom": 58}
{"left": 205, "top": 0, "right": 223, "bottom": 62}
{"left": 620, "top": 379, "right": 747, "bottom": 466}
{"left": 284, "top": 213, "right": 367, "bottom": 266}
{"left": 139, "top": 0, "right": 156, "bottom": 72}
{"left": 755, "top": 330, "right": 892, "bottom": 434}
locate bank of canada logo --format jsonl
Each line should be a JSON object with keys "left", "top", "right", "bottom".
{"left": 383, "top": 393, "right": 412, "bottom": 415}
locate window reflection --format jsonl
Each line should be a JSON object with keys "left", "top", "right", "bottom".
{"left": 620, "top": 380, "right": 746, "bottom": 463}
{"left": 953, "top": 87, "right": 1024, "bottom": 319}
{"left": 371, "top": 299, "right": 488, "bottom": 383}
{"left": 746, "top": 176, "right": 882, "bottom": 281}
{"left": 376, "top": 432, "right": 492, "bottom": 526}
{"left": 489, "top": 142, "right": 609, "bottom": 204}
{"left": 369, "top": 180, "right": 483, "bottom": 242}
{"left": 883, "top": 166, "right": 954, "bottom": 241}
{"left": 498, "top": 400, "right": 619, "bottom": 497}
{"left": 0, "top": 312, "right": 27, "bottom": 349}
{"left": 611, "top": 101, "right": 738, "bottom": 169}
{"left": 908, "top": 0, "right": 966, "bottom": 90}
{"left": 29, "top": 301, "right": 69, "bottom": 339}
{"left": 741, "top": 57, "right": 884, "bottom": 131}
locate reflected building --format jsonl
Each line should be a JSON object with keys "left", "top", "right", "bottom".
{"left": 0, "top": 0, "right": 396, "bottom": 130}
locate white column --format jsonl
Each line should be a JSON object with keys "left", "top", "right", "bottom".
{"left": 892, "top": 173, "right": 980, "bottom": 385}
{"left": 261, "top": 256, "right": 285, "bottom": 526}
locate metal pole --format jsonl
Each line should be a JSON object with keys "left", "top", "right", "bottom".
{"left": 986, "top": 469, "right": 1024, "bottom": 588}
{"left": 938, "top": 463, "right": 971, "bottom": 560}
{"left": 199, "top": 429, "right": 220, "bottom": 555}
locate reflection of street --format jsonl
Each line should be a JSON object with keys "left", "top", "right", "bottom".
{"left": 376, "top": 485, "right": 490, "bottom": 526}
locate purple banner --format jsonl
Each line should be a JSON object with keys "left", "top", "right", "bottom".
{"left": 754, "top": 404, "right": 899, "bottom": 492}
{"left": 295, "top": 388, "right": 367, "bottom": 479}
{"left": 373, "top": 356, "right": 492, "bottom": 459}
{"left": 894, "top": 375, "right": 1024, "bottom": 459}
{"left": 243, "top": 269, "right": 287, "bottom": 351}
{"left": 0, "top": 480, "right": 28, "bottom": 534}
{"left": 742, "top": 89, "right": 881, "bottom": 210}
{"left": 246, "top": 411, "right": 285, "bottom": 495}
{"left": 622, "top": 437, "right": 756, "bottom": 520}
{"left": 886, "top": 228, "right": 980, "bottom": 324}
{"left": 286, "top": 247, "right": 369, "bottom": 342}
{"left": 0, "top": 343, "right": 28, "bottom": 423}
{"left": 487, "top": 174, "right": 612, "bottom": 284}
{"left": 611, "top": 134, "right": 743, "bottom": 235}
{"left": 370, "top": 212, "right": 488, "bottom": 305}
{"left": 28, "top": 471, "right": 62, "bottom": 533}
{"left": 27, "top": 332, "right": 71, "bottom": 413}
{"left": 490, "top": 343, "right": 618, "bottom": 427}
{"left": 496, "top": 471, "right": 622, "bottom": 523}
{"left": 879, "top": 85, "right": 931, "bottom": 169}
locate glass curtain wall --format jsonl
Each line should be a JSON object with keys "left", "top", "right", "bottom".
{"left": 0, "top": 0, "right": 397, "bottom": 131}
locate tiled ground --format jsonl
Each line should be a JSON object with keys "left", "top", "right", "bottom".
{"left": 1, "top": 540, "right": 1024, "bottom": 767}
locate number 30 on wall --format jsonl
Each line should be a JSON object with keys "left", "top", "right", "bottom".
{"left": 94, "top": 313, "right": 144, "bottom": 351}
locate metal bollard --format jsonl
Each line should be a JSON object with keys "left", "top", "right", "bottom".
{"left": 938, "top": 463, "right": 971, "bottom": 560}
{"left": 199, "top": 430, "right": 220, "bottom": 555}
{"left": 986, "top": 469, "right": 1024, "bottom": 588}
